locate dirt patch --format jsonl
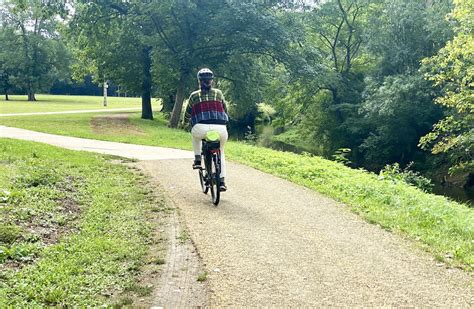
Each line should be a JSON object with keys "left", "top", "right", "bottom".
{"left": 35, "top": 176, "right": 82, "bottom": 246}
{"left": 2, "top": 176, "right": 83, "bottom": 271}
{"left": 90, "top": 113, "right": 145, "bottom": 136}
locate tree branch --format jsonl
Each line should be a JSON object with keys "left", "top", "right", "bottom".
{"left": 150, "top": 14, "right": 179, "bottom": 56}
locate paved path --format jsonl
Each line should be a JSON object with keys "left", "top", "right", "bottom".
{"left": 0, "top": 107, "right": 141, "bottom": 117}
{"left": 1, "top": 126, "right": 473, "bottom": 306}
{"left": 0, "top": 126, "right": 192, "bottom": 160}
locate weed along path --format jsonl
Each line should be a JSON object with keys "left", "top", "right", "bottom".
{"left": 1, "top": 126, "right": 473, "bottom": 306}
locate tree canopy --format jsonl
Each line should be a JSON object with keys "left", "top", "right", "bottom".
{"left": 1, "top": 0, "right": 472, "bottom": 191}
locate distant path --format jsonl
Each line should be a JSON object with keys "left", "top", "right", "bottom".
{"left": 0, "top": 107, "right": 140, "bottom": 117}
{"left": 0, "top": 126, "right": 192, "bottom": 160}
{"left": 1, "top": 126, "right": 472, "bottom": 306}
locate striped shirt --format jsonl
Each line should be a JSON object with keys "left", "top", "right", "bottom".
{"left": 184, "top": 88, "right": 229, "bottom": 127}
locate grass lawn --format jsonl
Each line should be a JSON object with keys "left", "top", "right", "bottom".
{"left": 1, "top": 110, "right": 473, "bottom": 270}
{"left": 0, "top": 94, "right": 150, "bottom": 114}
{"left": 0, "top": 138, "right": 167, "bottom": 306}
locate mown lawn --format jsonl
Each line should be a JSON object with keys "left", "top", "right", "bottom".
{"left": 0, "top": 94, "right": 147, "bottom": 114}
{"left": 0, "top": 138, "right": 166, "bottom": 306}
{"left": 1, "top": 111, "right": 473, "bottom": 270}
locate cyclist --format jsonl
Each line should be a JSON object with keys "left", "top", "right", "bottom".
{"left": 183, "top": 68, "right": 229, "bottom": 191}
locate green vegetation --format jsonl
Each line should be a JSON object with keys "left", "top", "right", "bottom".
{"left": 0, "top": 138, "right": 165, "bottom": 306}
{"left": 1, "top": 0, "right": 472, "bottom": 185}
{"left": 2, "top": 111, "right": 472, "bottom": 269}
{"left": 197, "top": 272, "right": 208, "bottom": 282}
{"left": 420, "top": 0, "right": 473, "bottom": 175}
{"left": 0, "top": 112, "right": 190, "bottom": 150}
{"left": 0, "top": 1, "right": 69, "bottom": 101}
{"left": 0, "top": 95, "right": 143, "bottom": 114}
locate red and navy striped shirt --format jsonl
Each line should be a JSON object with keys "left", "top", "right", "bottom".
{"left": 184, "top": 88, "right": 228, "bottom": 127}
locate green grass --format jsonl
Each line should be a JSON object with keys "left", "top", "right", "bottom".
{"left": 0, "top": 94, "right": 147, "bottom": 114}
{"left": 0, "top": 138, "right": 164, "bottom": 306}
{"left": 0, "top": 112, "right": 189, "bottom": 149}
{"left": 1, "top": 110, "right": 473, "bottom": 270}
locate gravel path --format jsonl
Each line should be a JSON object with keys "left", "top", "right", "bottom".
{"left": 1, "top": 126, "right": 472, "bottom": 306}
{"left": 139, "top": 160, "right": 473, "bottom": 307}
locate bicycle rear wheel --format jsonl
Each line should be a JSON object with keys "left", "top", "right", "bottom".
{"left": 210, "top": 154, "right": 221, "bottom": 206}
{"left": 199, "top": 169, "right": 209, "bottom": 194}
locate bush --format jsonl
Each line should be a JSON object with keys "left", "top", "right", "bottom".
{"left": 379, "top": 162, "right": 433, "bottom": 192}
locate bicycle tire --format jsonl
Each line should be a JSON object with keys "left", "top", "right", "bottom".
{"left": 199, "top": 169, "right": 209, "bottom": 194}
{"left": 210, "top": 153, "right": 221, "bottom": 206}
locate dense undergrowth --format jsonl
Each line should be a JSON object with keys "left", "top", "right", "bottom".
{"left": 1, "top": 111, "right": 472, "bottom": 270}
{"left": 0, "top": 138, "right": 162, "bottom": 306}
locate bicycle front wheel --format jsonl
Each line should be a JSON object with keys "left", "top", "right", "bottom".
{"left": 210, "top": 154, "right": 221, "bottom": 206}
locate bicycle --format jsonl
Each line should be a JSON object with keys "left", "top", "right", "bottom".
{"left": 195, "top": 131, "right": 222, "bottom": 205}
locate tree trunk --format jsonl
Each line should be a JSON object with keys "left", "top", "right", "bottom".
{"left": 141, "top": 47, "right": 153, "bottom": 120}
{"left": 4, "top": 90, "right": 8, "bottom": 101}
{"left": 330, "top": 87, "right": 343, "bottom": 123}
{"left": 27, "top": 90, "right": 36, "bottom": 101}
{"left": 169, "top": 72, "right": 186, "bottom": 128}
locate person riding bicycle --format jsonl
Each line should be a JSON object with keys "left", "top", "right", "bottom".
{"left": 183, "top": 68, "right": 229, "bottom": 191}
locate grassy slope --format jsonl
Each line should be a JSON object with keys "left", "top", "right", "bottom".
{"left": 0, "top": 138, "right": 165, "bottom": 306}
{"left": 1, "top": 111, "right": 472, "bottom": 270}
{"left": 0, "top": 95, "right": 144, "bottom": 114}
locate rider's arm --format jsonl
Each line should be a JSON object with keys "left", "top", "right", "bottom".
{"left": 220, "top": 90, "right": 228, "bottom": 113}
{"left": 183, "top": 94, "right": 194, "bottom": 127}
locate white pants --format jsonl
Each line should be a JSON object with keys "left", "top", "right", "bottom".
{"left": 191, "top": 123, "right": 228, "bottom": 178}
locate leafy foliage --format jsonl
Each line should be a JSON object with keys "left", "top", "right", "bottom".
{"left": 420, "top": 0, "right": 474, "bottom": 175}
{"left": 359, "top": 73, "right": 443, "bottom": 169}
{"left": 0, "top": 0, "right": 69, "bottom": 100}
{"left": 379, "top": 162, "right": 434, "bottom": 192}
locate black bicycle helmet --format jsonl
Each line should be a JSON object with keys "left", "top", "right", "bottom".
{"left": 197, "top": 68, "right": 214, "bottom": 81}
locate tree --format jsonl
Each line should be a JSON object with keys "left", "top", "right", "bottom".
{"left": 0, "top": 26, "right": 17, "bottom": 100}
{"left": 68, "top": 1, "right": 155, "bottom": 119}
{"left": 0, "top": 0, "right": 69, "bottom": 101}
{"left": 145, "top": 0, "right": 301, "bottom": 127}
{"left": 365, "top": 0, "right": 453, "bottom": 76}
{"left": 353, "top": 0, "right": 453, "bottom": 169}
{"left": 420, "top": 0, "right": 474, "bottom": 174}
{"left": 284, "top": 0, "right": 371, "bottom": 155}
{"left": 359, "top": 74, "right": 443, "bottom": 169}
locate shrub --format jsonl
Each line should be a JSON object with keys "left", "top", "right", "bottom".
{"left": 379, "top": 162, "right": 434, "bottom": 192}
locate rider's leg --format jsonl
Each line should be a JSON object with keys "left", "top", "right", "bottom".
{"left": 191, "top": 124, "right": 208, "bottom": 166}
{"left": 208, "top": 124, "right": 228, "bottom": 178}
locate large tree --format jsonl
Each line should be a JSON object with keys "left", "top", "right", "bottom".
{"left": 145, "top": 0, "right": 301, "bottom": 127}
{"left": 69, "top": 2, "right": 155, "bottom": 119}
{"left": 0, "top": 0, "right": 69, "bottom": 101}
{"left": 0, "top": 26, "right": 17, "bottom": 100}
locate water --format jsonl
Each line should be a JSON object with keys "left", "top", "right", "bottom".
{"left": 433, "top": 184, "right": 474, "bottom": 206}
